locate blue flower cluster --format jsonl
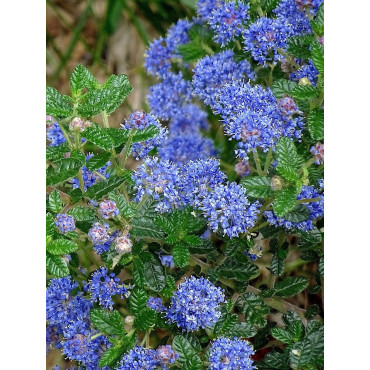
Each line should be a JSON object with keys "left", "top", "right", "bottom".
{"left": 84, "top": 267, "right": 130, "bottom": 310}
{"left": 46, "top": 116, "right": 66, "bottom": 146}
{"left": 154, "top": 345, "right": 179, "bottom": 368}
{"left": 208, "top": 1, "right": 249, "bottom": 46}
{"left": 147, "top": 297, "right": 166, "bottom": 313}
{"left": 265, "top": 185, "right": 324, "bottom": 230}
{"left": 98, "top": 199, "right": 119, "bottom": 219}
{"left": 208, "top": 337, "right": 255, "bottom": 369}
{"left": 311, "top": 142, "right": 324, "bottom": 164}
{"left": 290, "top": 59, "right": 319, "bottom": 86}
{"left": 71, "top": 154, "right": 111, "bottom": 191}
{"left": 192, "top": 50, "right": 255, "bottom": 108}
{"left": 55, "top": 214, "right": 76, "bottom": 234}
{"left": 159, "top": 254, "right": 175, "bottom": 268}
{"left": 122, "top": 110, "right": 167, "bottom": 160}
{"left": 197, "top": 0, "right": 223, "bottom": 22}
{"left": 88, "top": 222, "right": 110, "bottom": 246}
{"left": 168, "top": 104, "right": 209, "bottom": 132}
{"left": 166, "top": 276, "right": 225, "bottom": 331}
{"left": 201, "top": 182, "right": 261, "bottom": 238}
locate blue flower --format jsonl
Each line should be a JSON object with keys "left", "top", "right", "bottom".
{"left": 55, "top": 214, "right": 76, "bottom": 234}
{"left": 290, "top": 60, "right": 319, "bottom": 86}
{"left": 46, "top": 117, "right": 66, "bottom": 146}
{"left": 310, "top": 142, "right": 324, "bottom": 164}
{"left": 122, "top": 111, "right": 167, "bottom": 160}
{"left": 61, "top": 319, "right": 111, "bottom": 369}
{"left": 98, "top": 200, "right": 120, "bottom": 219}
{"left": 117, "top": 346, "right": 158, "bottom": 369}
{"left": 208, "top": 1, "right": 249, "bottom": 46}
{"left": 197, "top": 0, "right": 223, "bottom": 22}
{"left": 159, "top": 255, "right": 175, "bottom": 268}
{"left": 208, "top": 337, "right": 255, "bottom": 369}
{"left": 46, "top": 277, "right": 92, "bottom": 327}
{"left": 46, "top": 324, "right": 63, "bottom": 353}
{"left": 85, "top": 267, "right": 130, "bottom": 310}
{"left": 147, "top": 297, "right": 167, "bottom": 313}
{"left": 155, "top": 345, "right": 179, "bottom": 367}
{"left": 166, "top": 276, "right": 225, "bottom": 331}
{"left": 168, "top": 104, "right": 209, "bottom": 133}
{"left": 192, "top": 50, "right": 256, "bottom": 109}
{"left": 148, "top": 72, "right": 192, "bottom": 121}
{"left": 88, "top": 222, "right": 111, "bottom": 246}
{"left": 200, "top": 182, "right": 261, "bottom": 238}
{"left": 243, "top": 17, "right": 293, "bottom": 66}
{"left": 246, "top": 245, "right": 263, "bottom": 261}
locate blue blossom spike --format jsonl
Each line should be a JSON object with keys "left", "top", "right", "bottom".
{"left": 197, "top": 0, "right": 223, "bottom": 22}
{"left": 88, "top": 222, "right": 110, "bottom": 246}
{"left": 117, "top": 346, "right": 158, "bottom": 370}
{"left": 208, "top": 1, "right": 249, "bottom": 46}
{"left": 169, "top": 104, "right": 209, "bottom": 133}
{"left": 200, "top": 182, "right": 261, "bottom": 238}
{"left": 147, "top": 297, "right": 167, "bottom": 313}
{"left": 46, "top": 116, "right": 67, "bottom": 146}
{"left": 98, "top": 200, "right": 120, "bottom": 219}
{"left": 166, "top": 276, "right": 225, "bottom": 331}
{"left": 209, "top": 337, "right": 255, "bottom": 369}
{"left": 290, "top": 59, "right": 319, "bottom": 86}
{"left": 85, "top": 267, "right": 130, "bottom": 310}
{"left": 55, "top": 214, "right": 76, "bottom": 234}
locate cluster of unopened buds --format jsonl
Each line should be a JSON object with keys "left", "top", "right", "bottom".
{"left": 115, "top": 233, "right": 132, "bottom": 254}
{"left": 68, "top": 117, "right": 91, "bottom": 132}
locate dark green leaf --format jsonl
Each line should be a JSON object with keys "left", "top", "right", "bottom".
{"left": 161, "top": 275, "right": 176, "bottom": 298}
{"left": 81, "top": 124, "right": 115, "bottom": 151}
{"left": 310, "top": 3, "right": 324, "bottom": 36}
{"left": 271, "top": 79, "right": 297, "bottom": 99}
{"left": 46, "top": 87, "right": 73, "bottom": 117}
{"left": 98, "top": 342, "right": 126, "bottom": 367}
{"left": 276, "top": 166, "right": 299, "bottom": 182}
{"left": 258, "top": 351, "right": 290, "bottom": 369}
{"left": 284, "top": 204, "right": 311, "bottom": 223}
{"left": 69, "top": 64, "right": 99, "bottom": 97}
{"left": 90, "top": 308, "right": 125, "bottom": 335}
{"left": 46, "top": 252, "right": 70, "bottom": 277}
{"left": 85, "top": 175, "right": 126, "bottom": 200}
{"left": 241, "top": 176, "right": 272, "bottom": 198}
{"left": 106, "top": 128, "right": 130, "bottom": 147}
{"left": 129, "top": 287, "right": 148, "bottom": 314}
{"left": 173, "top": 243, "right": 190, "bottom": 268}
{"left": 132, "top": 258, "right": 145, "bottom": 286}
{"left": 172, "top": 336, "right": 203, "bottom": 370}
{"left": 46, "top": 144, "right": 70, "bottom": 161}
{"left": 273, "top": 188, "right": 297, "bottom": 217}
{"left": 68, "top": 206, "right": 96, "bottom": 221}
{"left": 275, "top": 137, "right": 300, "bottom": 169}
{"left": 109, "top": 192, "right": 137, "bottom": 219}
{"left": 227, "top": 321, "right": 257, "bottom": 338}
{"left": 311, "top": 41, "right": 324, "bottom": 75}
{"left": 131, "top": 126, "right": 161, "bottom": 143}
{"left": 143, "top": 255, "right": 166, "bottom": 292}
{"left": 261, "top": 0, "right": 281, "bottom": 13}
{"left": 182, "top": 234, "right": 203, "bottom": 246}
{"left": 218, "top": 258, "right": 260, "bottom": 281}
{"left": 271, "top": 253, "right": 285, "bottom": 276}
{"left": 86, "top": 152, "right": 112, "bottom": 171}
{"left": 237, "top": 292, "right": 269, "bottom": 327}
{"left": 46, "top": 158, "right": 82, "bottom": 186}
{"left": 134, "top": 307, "right": 157, "bottom": 331}
{"left": 305, "top": 304, "right": 320, "bottom": 319}
{"left": 177, "top": 42, "right": 207, "bottom": 63}
{"left": 275, "top": 276, "right": 309, "bottom": 298}
{"left": 48, "top": 190, "right": 64, "bottom": 213}
{"left": 291, "top": 85, "right": 319, "bottom": 99}
{"left": 287, "top": 320, "right": 305, "bottom": 342}
{"left": 46, "top": 213, "right": 55, "bottom": 237}
{"left": 46, "top": 239, "right": 78, "bottom": 255}
{"left": 271, "top": 327, "right": 294, "bottom": 344}
{"left": 307, "top": 108, "right": 324, "bottom": 141}
{"left": 287, "top": 35, "right": 314, "bottom": 60}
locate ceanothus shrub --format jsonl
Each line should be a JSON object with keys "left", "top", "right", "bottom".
{"left": 46, "top": 0, "right": 324, "bottom": 368}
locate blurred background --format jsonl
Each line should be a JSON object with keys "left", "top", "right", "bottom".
{"left": 46, "top": 0, "right": 195, "bottom": 126}
{"left": 46, "top": 1, "right": 194, "bottom": 367}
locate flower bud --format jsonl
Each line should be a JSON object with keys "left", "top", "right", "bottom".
{"left": 115, "top": 235, "right": 133, "bottom": 254}
{"left": 124, "top": 315, "right": 135, "bottom": 325}
{"left": 234, "top": 161, "right": 251, "bottom": 177}
{"left": 270, "top": 176, "right": 283, "bottom": 191}
{"left": 298, "top": 77, "right": 311, "bottom": 86}
{"left": 310, "top": 142, "right": 324, "bottom": 164}
{"left": 98, "top": 200, "right": 120, "bottom": 219}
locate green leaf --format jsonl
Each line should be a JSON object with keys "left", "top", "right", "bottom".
{"left": 46, "top": 87, "right": 73, "bottom": 117}
{"left": 48, "top": 190, "right": 64, "bottom": 213}
{"left": 289, "top": 339, "right": 315, "bottom": 368}
{"left": 131, "top": 125, "right": 161, "bottom": 143}
{"left": 106, "top": 128, "right": 130, "bottom": 147}
{"left": 271, "top": 79, "right": 297, "bottom": 99}
{"left": 227, "top": 322, "right": 258, "bottom": 338}
{"left": 86, "top": 152, "right": 112, "bottom": 171}
{"left": 319, "top": 257, "right": 324, "bottom": 277}
{"left": 261, "top": 0, "right": 280, "bottom": 13}
{"left": 130, "top": 197, "right": 165, "bottom": 240}
{"left": 173, "top": 243, "right": 190, "bottom": 268}
{"left": 172, "top": 336, "right": 203, "bottom": 370}
{"left": 311, "top": 41, "right": 324, "bottom": 75}
{"left": 180, "top": 0, "right": 197, "bottom": 10}
{"left": 182, "top": 234, "right": 203, "bottom": 246}
{"left": 69, "top": 64, "right": 99, "bottom": 97}
{"left": 81, "top": 124, "right": 115, "bottom": 151}
{"left": 224, "top": 239, "right": 245, "bottom": 257}
{"left": 218, "top": 258, "right": 260, "bottom": 281}
{"left": 284, "top": 204, "right": 311, "bottom": 223}
{"left": 258, "top": 351, "right": 290, "bottom": 369}
{"left": 68, "top": 206, "right": 96, "bottom": 221}
{"left": 46, "top": 238, "right": 78, "bottom": 255}
{"left": 46, "top": 213, "right": 55, "bottom": 237}
{"left": 214, "top": 313, "right": 238, "bottom": 336}
{"left": 177, "top": 42, "right": 207, "bottom": 63}
{"left": 274, "top": 276, "right": 309, "bottom": 298}
{"left": 46, "top": 144, "right": 70, "bottom": 161}
{"left": 98, "top": 342, "right": 126, "bottom": 368}
{"left": 271, "top": 253, "right": 285, "bottom": 276}
{"left": 109, "top": 192, "right": 137, "bottom": 219}
{"left": 129, "top": 287, "right": 148, "bottom": 314}
{"left": 90, "top": 308, "right": 125, "bottom": 335}
{"left": 276, "top": 166, "right": 299, "bottom": 182}
{"left": 46, "top": 158, "right": 82, "bottom": 186}
{"left": 132, "top": 258, "right": 145, "bottom": 286}
{"left": 275, "top": 137, "right": 300, "bottom": 169}
{"left": 143, "top": 255, "right": 166, "bottom": 292}
{"left": 161, "top": 275, "right": 176, "bottom": 298}
{"left": 287, "top": 320, "right": 305, "bottom": 342}
{"left": 310, "top": 3, "right": 324, "bottom": 36}
{"left": 307, "top": 108, "right": 324, "bottom": 141}
{"left": 46, "top": 252, "right": 70, "bottom": 277}
{"left": 290, "top": 85, "right": 319, "bottom": 99}
{"left": 287, "top": 35, "right": 314, "bottom": 60}
{"left": 271, "top": 327, "right": 295, "bottom": 344}
{"left": 85, "top": 175, "right": 126, "bottom": 200}
{"left": 273, "top": 188, "right": 297, "bottom": 217}
{"left": 237, "top": 293, "right": 269, "bottom": 327}
{"left": 241, "top": 176, "right": 272, "bottom": 198}
{"left": 134, "top": 308, "right": 157, "bottom": 331}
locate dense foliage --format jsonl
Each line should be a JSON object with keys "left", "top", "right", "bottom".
{"left": 46, "top": 0, "right": 324, "bottom": 368}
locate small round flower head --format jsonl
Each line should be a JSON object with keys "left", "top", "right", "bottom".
{"left": 166, "top": 276, "right": 225, "bottom": 331}
{"left": 159, "top": 255, "right": 175, "bottom": 269}
{"left": 122, "top": 111, "right": 167, "bottom": 160}
{"left": 246, "top": 244, "right": 263, "bottom": 261}
{"left": 265, "top": 185, "right": 324, "bottom": 231}
{"left": 98, "top": 200, "right": 119, "bottom": 219}
{"left": 46, "top": 277, "right": 92, "bottom": 327}
{"left": 86, "top": 267, "right": 130, "bottom": 310}
{"left": 132, "top": 157, "right": 184, "bottom": 213}
{"left": 192, "top": 50, "right": 255, "bottom": 108}
{"left": 55, "top": 214, "right": 76, "bottom": 234}
{"left": 69, "top": 117, "right": 91, "bottom": 132}
{"left": 181, "top": 158, "right": 227, "bottom": 207}
{"left": 124, "top": 315, "right": 135, "bottom": 325}
{"left": 270, "top": 175, "right": 283, "bottom": 191}
{"left": 208, "top": 1, "right": 249, "bottom": 46}
{"left": 147, "top": 297, "right": 167, "bottom": 313}
{"left": 117, "top": 346, "right": 158, "bottom": 370}
{"left": 115, "top": 234, "right": 133, "bottom": 254}
{"left": 71, "top": 154, "right": 111, "bottom": 191}
{"left": 148, "top": 72, "right": 192, "bottom": 121}
{"left": 197, "top": 0, "right": 223, "bottom": 22}
{"left": 155, "top": 345, "right": 179, "bottom": 367}
{"left": 169, "top": 104, "right": 209, "bottom": 133}
{"left": 61, "top": 319, "right": 111, "bottom": 368}
{"left": 200, "top": 182, "right": 261, "bottom": 238}
{"left": 310, "top": 142, "right": 324, "bottom": 164}
{"left": 295, "top": 0, "right": 323, "bottom": 11}
{"left": 234, "top": 160, "right": 251, "bottom": 177}
{"left": 46, "top": 324, "right": 63, "bottom": 353}
{"left": 46, "top": 120, "right": 67, "bottom": 146}
{"left": 278, "top": 96, "right": 301, "bottom": 117}
{"left": 290, "top": 60, "right": 319, "bottom": 86}
{"left": 88, "top": 222, "right": 110, "bottom": 245}
{"left": 158, "top": 131, "right": 217, "bottom": 164}
{"left": 208, "top": 337, "right": 255, "bottom": 369}
{"left": 243, "top": 17, "right": 292, "bottom": 66}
